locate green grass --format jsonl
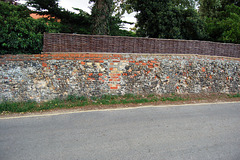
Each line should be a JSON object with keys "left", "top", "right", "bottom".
{"left": 161, "top": 96, "right": 185, "bottom": 102}
{"left": 227, "top": 93, "right": 240, "bottom": 98}
{"left": 1, "top": 93, "right": 238, "bottom": 114}
{"left": 0, "top": 101, "right": 37, "bottom": 113}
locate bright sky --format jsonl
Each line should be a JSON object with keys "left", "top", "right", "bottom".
{"left": 18, "top": 0, "right": 136, "bottom": 30}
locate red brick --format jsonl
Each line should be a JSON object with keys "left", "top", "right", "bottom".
{"left": 42, "top": 62, "right": 47, "bottom": 67}
{"left": 59, "top": 53, "right": 69, "bottom": 58}
{"left": 113, "top": 54, "right": 121, "bottom": 58}
{"left": 89, "top": 54, "right": 96, "bottom": 58}
{"left": 34, "top": 54, "right": 41, "bottom": 57}
{"left": 55, "top": 58, "right": 64, "bottom": 60}
{"left": 151, "top": 61, "right": 157, "bottom": 63}
{"left": 70, "top": 54, "right": 79, "bottom": 57}
{"left": 65, "top": 58, "right": 75, "bottom": 60}
{"left": 75, "top": 58, "right": 85, "bottom": 60}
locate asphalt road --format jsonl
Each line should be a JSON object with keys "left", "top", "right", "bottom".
{"left": 0, "top": 102, "right": 240, "bottom": 160}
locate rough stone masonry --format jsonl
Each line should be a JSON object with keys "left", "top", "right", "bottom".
{"left": 0, "top": 53, "right": 239, "bottom": 102}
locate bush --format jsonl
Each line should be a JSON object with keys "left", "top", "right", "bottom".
{"left": 0, "top": 2, "right": 60, "bottom": 54}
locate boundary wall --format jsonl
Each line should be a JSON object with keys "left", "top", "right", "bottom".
{"left": 1, "top": 53, "right": 239, "bottom": 102}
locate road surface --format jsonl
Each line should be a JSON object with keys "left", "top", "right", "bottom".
{"left": 1, "top": 102, "right": 240, "bottom": 160}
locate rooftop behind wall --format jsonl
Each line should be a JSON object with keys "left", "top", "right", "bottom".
{"left": 43, "top": 33, "right": 240, "bottom": 58}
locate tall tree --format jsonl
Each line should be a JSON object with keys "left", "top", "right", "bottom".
{"left": 27, "top": 0, "right": 60, "bottom": 16}
{"left": 128, "top": 0, "right": 207, "bottom": 40}
{"left": 27, "top": 0, "right": 92, "bottom": 34}
{"left": 90, "top": 0, "right": 113, "bottom": 35}
{"left": 205, "top": 4, "right": 240, "bottom": 43}
{"left": 198, "top": 0, "right": 222, "bottom": 17}
{"left": 198, "top": 0, "right": 240, "bottom": 43}
{"left": 198, "top": 0, "right": 240, "bottom": 17}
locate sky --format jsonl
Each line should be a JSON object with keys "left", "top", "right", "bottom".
{"left": 18, "top": 0, "right": 136, "bottom": 30}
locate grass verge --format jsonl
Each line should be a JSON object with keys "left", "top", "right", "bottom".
{"left": 0, "top": 93, "right": 239, "bottom": 114}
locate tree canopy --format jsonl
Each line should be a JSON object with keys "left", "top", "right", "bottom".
{"left": 1, "top": 0, "right": 239, "bottom": 55}
{"left": 204, "top": 4, "right": 240, "bottom": 43}
{"left": 0, "top": 1, "right": 58, "bottom": 54}
{"left": 198, "top": 0, "right": 240, "bottom": 43}
{"left": 128, "top": 0, "right": 207, "bottom": 40}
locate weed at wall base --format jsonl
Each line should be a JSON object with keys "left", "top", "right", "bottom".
{"left": 0, "top": 93, "right": 239, "bottom": 114}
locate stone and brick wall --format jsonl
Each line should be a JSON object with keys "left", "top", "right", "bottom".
{"left": 1, "top": 53, "right": 239, "bottom": 102}
{"left": 43, "top": 33, "right": 240, "bottom": 58}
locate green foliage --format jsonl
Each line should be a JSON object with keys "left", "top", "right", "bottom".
{"left": 161, "top": 96, "right": 185, "bottom": 102}
{"left": 27, "top": 0, "right": 60, "bottom": 15}
{"left": 198, "top": 0, "right": 222, "bottom": 17}
{"left": 0, "top": 2, "right": 59, "bottom": 54}
{"left": 57, "top": 9, "right": 92, "bottom": 34}
{"left": 205, "top": 4, "right": 240, "bottom": 43}
{"left": 128, "top": 0, "right": 207, "bottom": 40}
{"left": 109, "top": 16, "right": 136, "bottom": 36}
{"left": 6, "top": 93, "right": 240, "bottom": 114}
{"left": 198, "top": 0, "right": 240, "bottom": 17}
{"left": 227, "top": 93, "right": 240, "bottom": 98}
{"left": 0, "top": 93, "right": 186, "bottom": 113}
{"left": 123, "top": 93, "right": 136, "bottom": 99}
{"left": 173, "top": 0, "right": 199, "bottom": 9}
{"left": 27, "top": 0, "right": 92, "bottom": 34}
{"left": 0, "top": 101, "right": 37, "bottom": 113}
{"left": 66, "top": 95, "right": 88, "bottom": 102}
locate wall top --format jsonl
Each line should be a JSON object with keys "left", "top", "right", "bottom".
{"left": 43, "top": 33, "right": 240, "bottom": 58}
